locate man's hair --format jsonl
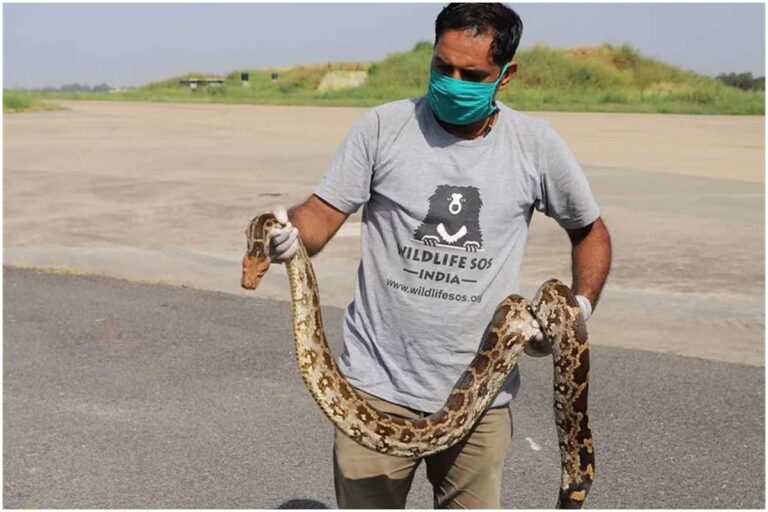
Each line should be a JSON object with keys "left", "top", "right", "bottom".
{"left": 434, "top": 3, "right": 524, "bottom": 67}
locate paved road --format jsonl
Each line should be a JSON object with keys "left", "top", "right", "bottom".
{"left": 5, "top": 102, "right": 765, "bottom": 366}
{"left": 4, "top": 267, "right": 764, "bottom": 508}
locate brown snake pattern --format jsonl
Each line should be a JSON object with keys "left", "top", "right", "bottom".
{"left": 242, "top": 213, "right": 594, "bottom": 508}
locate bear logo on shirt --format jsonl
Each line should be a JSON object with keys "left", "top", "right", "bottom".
{"left": 414, "top": 185, "right": 484, "bottom": 252}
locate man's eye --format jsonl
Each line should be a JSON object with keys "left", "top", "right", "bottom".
{"left": 463, "top": 73, "right": 485, "bottom": 82}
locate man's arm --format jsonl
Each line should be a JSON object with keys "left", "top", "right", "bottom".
{"left": 287, "top": 194, "right": 350, "bottom": 257}
{"left": 566, "top": 216, "right": 612, "bottom": 311}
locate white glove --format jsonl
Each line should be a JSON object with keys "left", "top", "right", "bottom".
{"left": 575, "top": 295, "right": 593, "bottom": 322}
{"left": 527, "top": 294, "right": 592, "bottom": 356}
{"left": 268, "top": 205, "right": 300, "bottom": 263}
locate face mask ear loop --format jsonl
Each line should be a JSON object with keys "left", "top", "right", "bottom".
{"left": 490, "top": 63, "right": 511, "bottom": 113}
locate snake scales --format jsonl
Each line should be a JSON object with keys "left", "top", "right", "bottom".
{"left": 242, "top": 213, "right": 594, "bottom": 508}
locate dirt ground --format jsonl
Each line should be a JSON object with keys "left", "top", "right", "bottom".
{"left": 4, "top": 100, "right": 764, "bottom": 365}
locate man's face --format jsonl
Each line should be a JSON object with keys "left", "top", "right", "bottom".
{"left": 433, "top": 29, "right": 516, "bottom": 90}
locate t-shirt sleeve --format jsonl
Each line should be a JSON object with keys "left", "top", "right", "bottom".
{"left": 534, "top": 124, "right": 601, "bottom": 230}
{"left": 314, "top": 108, "right": 380, "bottom": 214}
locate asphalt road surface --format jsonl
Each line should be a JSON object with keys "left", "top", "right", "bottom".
{"left": 4, "top": 267, "right": 764, "bottom": 508}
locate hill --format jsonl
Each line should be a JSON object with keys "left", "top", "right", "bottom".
{"left": 22, "top": 42, "right": 765, "bottom": 114}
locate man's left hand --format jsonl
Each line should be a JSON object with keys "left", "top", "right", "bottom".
{"left": 575, "top": 295, "right": 592, "bottom": 322}
{"left": 526, "top": 294, "right": 592, "bottom": 356}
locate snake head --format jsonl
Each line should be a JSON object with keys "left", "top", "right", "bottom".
{"left": 241, "top": 214, "right": 278, "bottom": 290}
{"left": 241, "top": 252, "right": 270, "bottom": 290}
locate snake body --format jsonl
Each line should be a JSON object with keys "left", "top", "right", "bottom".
{"left": 242, "top": 213, "right": 594, "bottom": 508}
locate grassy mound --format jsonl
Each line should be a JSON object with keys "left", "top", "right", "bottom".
{"left": 30, "top": 42, "right": 764, "bottom": 114}
{"left": 341, "top": 41, "right": 763, "bottom": 114}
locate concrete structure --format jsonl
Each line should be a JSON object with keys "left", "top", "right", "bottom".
{"left": 317, "top": 71, "right": 367, "bottom": 92}
{"left": 179, "top": 78, "right": 224, "bottom": 89}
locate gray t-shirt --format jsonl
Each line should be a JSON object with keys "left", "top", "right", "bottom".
{"left": 314, "top": 97, "right": 600, "bottom": 413}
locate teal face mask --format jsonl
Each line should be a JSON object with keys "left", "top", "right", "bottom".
{"left": 427, "top": 63, "right": 509, "bottom": 126}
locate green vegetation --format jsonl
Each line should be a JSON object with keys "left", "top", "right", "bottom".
{"left": 3, "top": 89, "right": 60, "bottom": 113}
{"left": 715, "top": 72, "right": 764, "bottom": 91}
{"left": 30, "top": 42, "right": 764, "bottom": 114}
{"left": 505, "top": 44, "right": 764, "bottom": 114}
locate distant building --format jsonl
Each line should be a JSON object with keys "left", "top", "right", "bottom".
{"left": 179, "top": 78, "right": 224, "bottom": 89}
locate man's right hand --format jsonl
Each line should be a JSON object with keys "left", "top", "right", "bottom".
{"left": 269, "top": 205, "right": 300, "bottom": 263}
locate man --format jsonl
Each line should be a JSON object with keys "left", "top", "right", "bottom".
{"left": 267, "top": 3, "right": 611, "bottom": 508}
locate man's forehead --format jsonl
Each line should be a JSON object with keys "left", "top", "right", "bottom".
{"left": 435, "top": 29, "right": 496, "bottom": 68}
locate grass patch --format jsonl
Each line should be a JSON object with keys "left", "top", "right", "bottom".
{"left": 30, "top": 42, "right": 765, "bottom": 115}
{"left": 4, "top": 89, "right": 62, "bottom": 113}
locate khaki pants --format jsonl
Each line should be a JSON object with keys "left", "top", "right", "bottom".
{"left": 333, "top": 390, "right": 512, "bottom": 509}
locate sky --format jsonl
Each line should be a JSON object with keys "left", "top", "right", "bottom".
{"left": 3, "top": 2, "right": 765, "bottom": 89}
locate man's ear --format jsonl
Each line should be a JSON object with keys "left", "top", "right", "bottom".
{"left": 497, "top": 61, "right": 518, "bottom": 92}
